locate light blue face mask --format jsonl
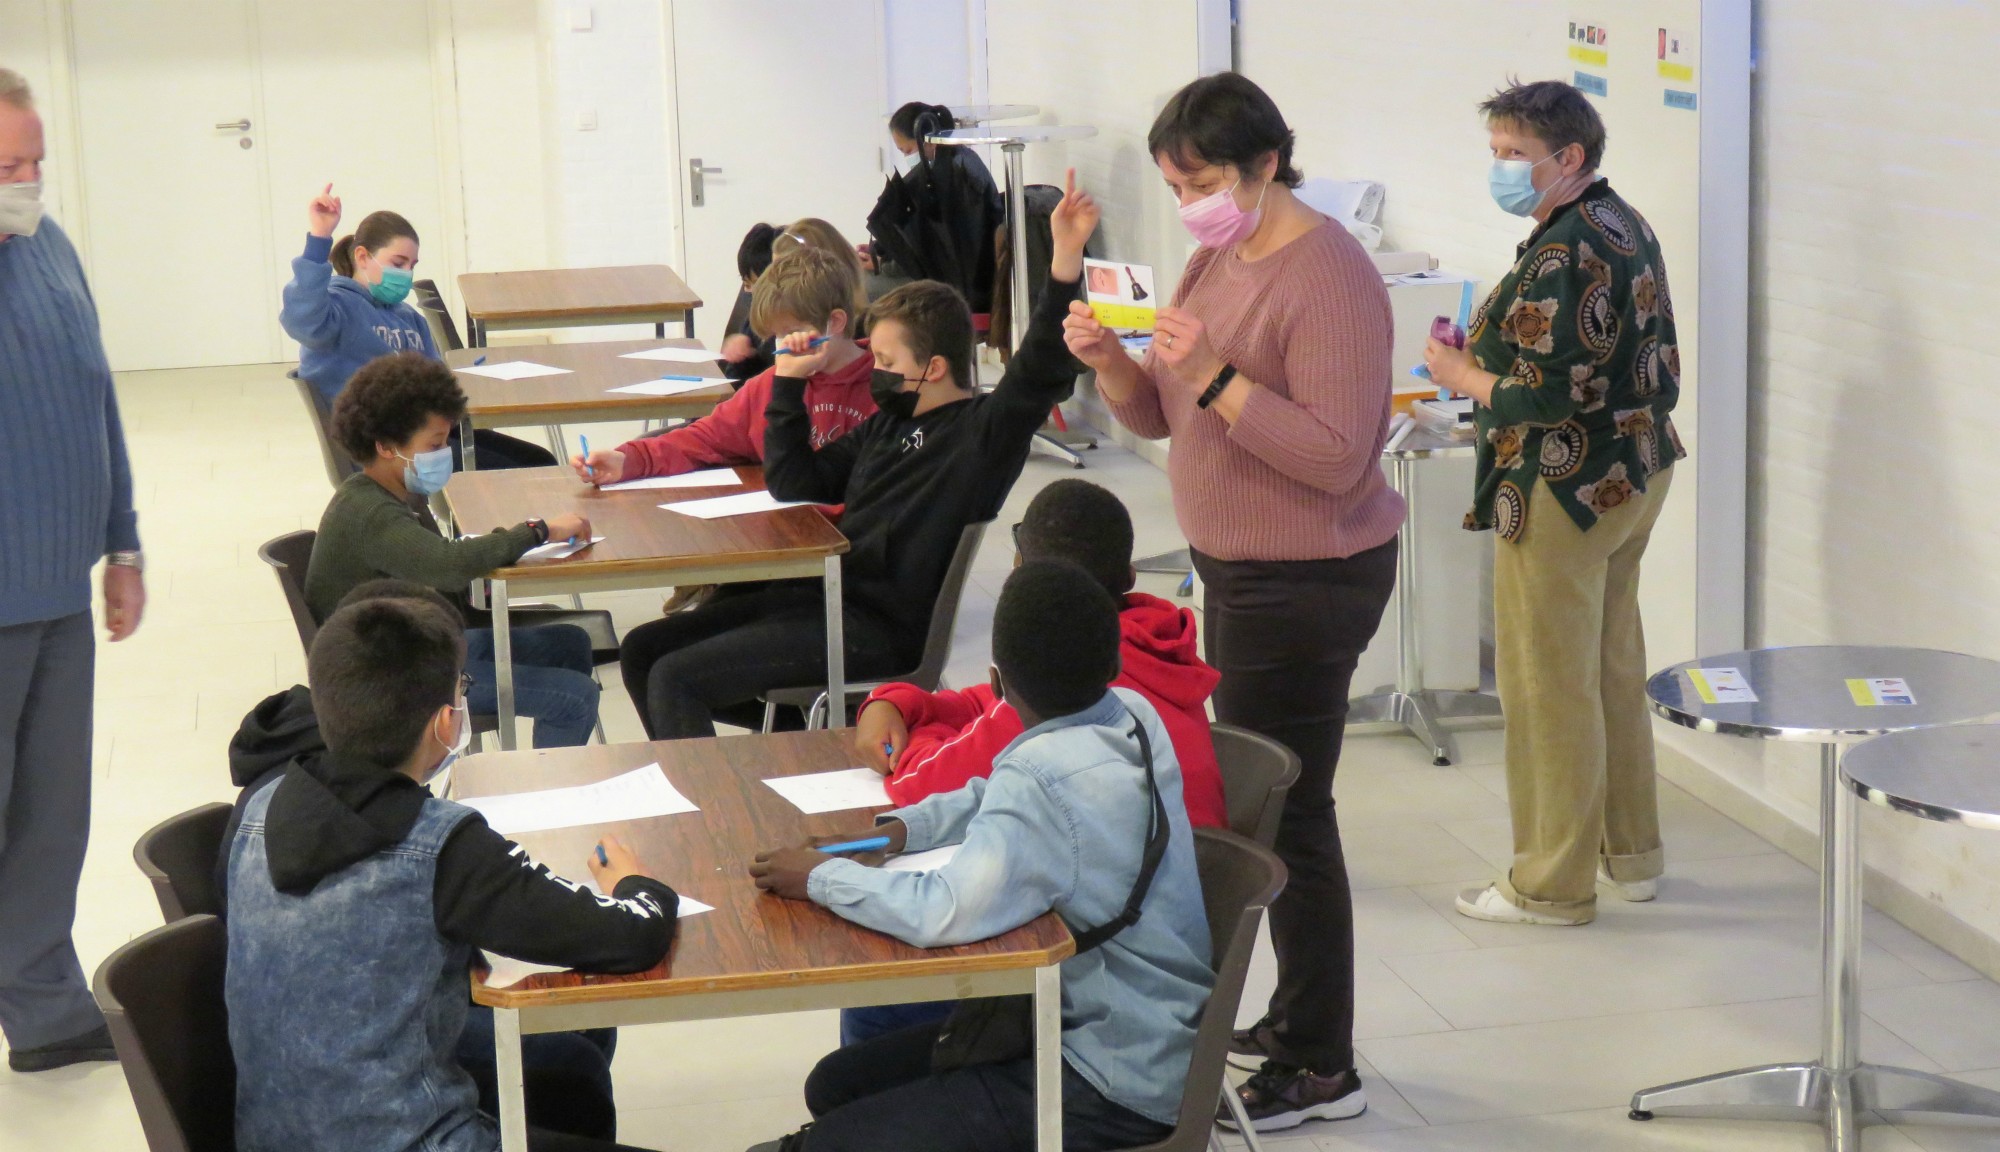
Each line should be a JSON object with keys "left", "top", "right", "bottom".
{"left": 397, "top": 445, "right": 455, "bottom": 496}
{"left": 1488, "top": 153, "right": 1559, "bottom": 217}
{"left": 370, "top": 265, "right": 414, "bottom": 306}
{"left": 423, "top": 703, "right": 471, "bottom": 785}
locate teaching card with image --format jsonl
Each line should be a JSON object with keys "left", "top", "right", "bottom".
{"left": 1084, "top": 258, "right": 1156, "bottom": 332}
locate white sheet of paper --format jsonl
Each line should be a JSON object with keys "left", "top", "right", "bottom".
{"left": 1686, "top": 667, "right": 1759, "bottom": 705}
{"left": 619, "top": 345, "right": 721, "bottom": 364}
{"left": 458, "top": 361, "right": 572, "bottom": 381}
{"left": 601, "top": 468, "right": 742, "bottom": 492}
{"left": 762, "top": 767, "right": 892, "bottom": 814}
{"left": 606, "top": 376, "right": 725, "bottom": 398}
{"left": 661, "top": 490, "right": 812, "bottom": 520}
{"left": 481, "top": 895, "right": 715, "bottom": 989}
{"left": 516, "top": 535, "right": 605, "bottom": 562}
{"left": 458, "top": 763, "right": 699, "bottom": 835}
{"left": 882, "top": 845, "right": 961, "bottom": 873}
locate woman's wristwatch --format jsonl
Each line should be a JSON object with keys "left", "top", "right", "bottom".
{"left": 1196, "top": 364, "right": 1238, "bottom": 410}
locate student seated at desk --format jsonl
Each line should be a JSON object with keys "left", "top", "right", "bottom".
{"left": 225, "top": 593, "right": 677, "bottom": 1152}
{"left": 748, "top": 561, "right": 1214, "bottom": 1152}
{"left": 281, "top": 186, "right": 555, "bottom": 470}
{"left": 306, "top": 352, "right": 601, "bottom": 748}
{"left": 569, "top": 244, "right": 874, "bottom": 487}
{"left": 721, "top": 221, "right": 780, "bottom": 387}
{"left": 614, "top": 172, "right": 1097, "bottom": 740}
{"left": 219, "top": 579, "right": 628, "bottom": 1142}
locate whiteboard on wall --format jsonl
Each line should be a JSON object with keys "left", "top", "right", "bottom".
{"left": 1239, "top": 0, "right": 1748, "bottom": 667}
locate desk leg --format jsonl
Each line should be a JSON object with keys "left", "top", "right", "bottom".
{"left": 494, "top": 1006, "right": 529, "bottom": 1152}
{"left": 684, "top": 311, "right": 696, "bottom": 340}
{"left": 470, "top": 315, "right": 485, "bottom": 349}
{"left": 1034, "top": 964, "right": 1062, "bottom": 1152}
{"left": 494, "top": 578, "right": 518, "bottom": 751}
{"left": 822, "top": 556, "right": 846, "bottom": 728}
{"left": 460, "top": 414, "right": 478, "bottom": 472}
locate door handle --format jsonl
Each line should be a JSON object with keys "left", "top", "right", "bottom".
{"left": 689, "top": 158, "right": 722, "bottom": 207}
{"left": 215, "top": 118, "right": 251, "bottom": 132}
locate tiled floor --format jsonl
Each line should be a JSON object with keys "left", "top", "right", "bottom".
{"left": 5, "top": 362, "right": 2000, "bottom": 1151}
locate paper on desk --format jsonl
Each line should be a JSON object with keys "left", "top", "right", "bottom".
{"left": 661, "top": 490, "right": 812, "bottom": 520}
{"left": 1685, "top": 667, "right": 1758, "bottom": 705}
{"left": 458, "top": 763, "right": 699, "bottom": 835}
{"left": 459, "top": 361, "right": 572, "bottom": 381}
{"left": 517, "top": 535, "right": 604, "bottom": 562}
{"left": 1847, "top": 677, "right": 1916, "bottom": 707}
{"left": 481, "top": 895, "right": 715, "bottom": 990}
{"left": 620, "top": 345, "right": 722, "bottom": 364}
{"left": 881, "top": 845, "right": 960, "bottom": 873}
{"left": 601, "top": 468, "right": 742, "bottom": 492}
{"left": 763, "top": 767, "right": 892, "bottom": 814}
{"left": 607, "top": 377, "right": 724, "bottom": 398}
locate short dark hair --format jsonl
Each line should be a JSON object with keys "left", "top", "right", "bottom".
{"left": 331, "top": 210, "right": 420, "bottom": 278}
{"left": 309, "top": 595, "right": 464, "bottom": 768}
{"left": 1148, "top": 72, "right": 1302, "bottom": 188}
{"left": 1018, "top": 480, "right": 1134, "bottom": 597}
{"left": 335, "top": 577, "right": 460, "bottom": 620}
{"left": 1478, "top": 79, "right": 1607, "bottom": 170}
{"left": 993, "top": 560, "right": 1121, "bottom": 721}
{"left": 331, "top": 352, "right": 466, "bottom": 464}
{"left": 868, "top": 280, "right": 974, "bottom": 389}
{"left": 888, "top": 101, "right": 954, "bottom": 142}
{"left": 737, "top": 222, "right": 779, "bottom": 282}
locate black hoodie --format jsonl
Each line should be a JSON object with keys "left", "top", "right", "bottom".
{"left": 222, "top": 688, "right": 678, "bottom": 972}
{"left": 217, "top": 686, "right": 327, "bottom": 896}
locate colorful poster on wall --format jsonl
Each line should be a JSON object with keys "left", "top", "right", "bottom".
{"left": 1567, "top": 20, "right": 1608, "bottom": 97}
{"left": 1657, "top": 28, "right": 1694, "bottom": 82}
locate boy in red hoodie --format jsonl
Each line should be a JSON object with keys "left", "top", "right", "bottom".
{"left": 569, "top": 243, "right": 873, "bottom": 485}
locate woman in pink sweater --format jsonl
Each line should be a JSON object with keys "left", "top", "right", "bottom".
{"left": 1064, "top": 72, "right": 1402, "bottom": 1134}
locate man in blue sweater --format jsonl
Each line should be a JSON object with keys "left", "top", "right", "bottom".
{"left": 0, "top": 68, "right": 145, "bottom": 1073}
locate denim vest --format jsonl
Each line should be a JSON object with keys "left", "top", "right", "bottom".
{"left": 226, "top": 779, "right": 494, "bottom": 1152}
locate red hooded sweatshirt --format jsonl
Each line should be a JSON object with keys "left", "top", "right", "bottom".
{"left": 612, "top": 341, "right": 875, "bottom": 477}
{"left": 866, "top": 591, "right": 1228, "bottom": 828}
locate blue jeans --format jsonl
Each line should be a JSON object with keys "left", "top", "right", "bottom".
{"left": 840, "top": 1001, "right": 954, "bottom": 1047}
{"left": 465, "top": 625, "right": 600, "bottom": 748}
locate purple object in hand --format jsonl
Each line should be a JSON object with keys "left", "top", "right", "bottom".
{"left": 1431, "top": 315, "right": 1466, "bottom": 350}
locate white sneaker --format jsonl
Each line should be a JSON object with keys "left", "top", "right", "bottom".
{"left": 1597, "top": 863, "right": 1658, "bottom": 902}
{"left": 1454, "top": 884, "right": 1584, "bottom": 925}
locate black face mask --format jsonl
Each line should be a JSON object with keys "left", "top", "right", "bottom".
{"left": 871, "top": 368, "right": 923, "bottom": 420}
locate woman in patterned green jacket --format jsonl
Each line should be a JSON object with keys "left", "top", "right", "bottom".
{"left": 1425, "top": 79, "right": 1683, "bottom": 927}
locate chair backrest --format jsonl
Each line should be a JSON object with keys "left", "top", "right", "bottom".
{"left": 903, "top": 519, "right": 992, "bottom": 691}
{"left": 412, "top": 277, "right": 464, "bottom": 351}
{"left": 1125, "top": 828, "right": 1287, "bottom": 1152}
{"left": 258, "top": 530, "right": 321, "bottom": 654}
{"left": 94, "top": 915, "right": 236, "bottom": 1152}
{"left": 134, "top": 803, "right": 233, "bottom": 922}
{"left": 291, "top": 371, "right": 360, "bottom": 487}
{"left": 1209, "top": 724, "right": 1301, "bottom": 848}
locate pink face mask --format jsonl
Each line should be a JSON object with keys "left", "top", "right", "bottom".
{"left": 1178, "top": 178, "right": 1268, "bottom": 249}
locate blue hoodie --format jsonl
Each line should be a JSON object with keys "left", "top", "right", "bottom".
{"left": 280, "top": 233, "right": 439, "bottom": 405}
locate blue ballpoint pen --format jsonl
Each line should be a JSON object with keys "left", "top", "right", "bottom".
{"left": 660, "top": 374, "right": 707, "bottom": 382}
{"left": 595, "top": 843, "right": 608, "bottom": 866}
{"left": 818, "top": 836, "right": 892, "bottom": 855}
{"left": 579, "top": 433, "right": 594, "bottom": 482}
{"left": 472, "top": 355, "right": 486, "bottom": 365}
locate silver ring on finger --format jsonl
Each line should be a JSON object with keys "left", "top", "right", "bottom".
{"left": 1164, "top": 334, "right": 1175, "bottom": 349}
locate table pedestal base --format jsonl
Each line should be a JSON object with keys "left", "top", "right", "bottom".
{"left": 1631, "top": 1061, "right": 2000, "bottom": 1150}
{"left": 1348, "top": 687, "right": 1503, "bottom": 766}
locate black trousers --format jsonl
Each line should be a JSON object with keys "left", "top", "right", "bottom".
{"left": 449, "top": 425, "right": 559, "bottom": 470}
{"left": 1191, "top": 540, "right": 1397, "bottom": 1074}
{"left": 800, "top": 1022, "right": 1171, "bottom": 1152}
{"left": 617, "top": 583, "right": 917, "bottom": 739}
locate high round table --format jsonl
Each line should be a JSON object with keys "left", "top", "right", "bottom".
{"left": 1631, "top": 646, "right": 2000, "bottom": 1150}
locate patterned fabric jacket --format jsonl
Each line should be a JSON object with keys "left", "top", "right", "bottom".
{"left": 1464, "top": 180, "right": 1684, "bottom": 540}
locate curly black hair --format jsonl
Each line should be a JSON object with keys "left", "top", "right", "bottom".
{"left": 1018, "top": 480, "right": 1135, "bottom": 597}
{"left": 330, "top": 351, "right": 466, "bottom": 465}
{"left": 993, "top": 560, "right": 1122, "bottom": 721}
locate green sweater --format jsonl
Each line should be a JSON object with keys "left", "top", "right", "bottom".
{"left": 1464, "top": 180, "right": 1683, "bottom": 540}
{"left": 304, "top": 473, "right": 538, "bottom": 624}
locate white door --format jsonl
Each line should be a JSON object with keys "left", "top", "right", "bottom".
{"left": 70, "top": 0, "right": 281, "bottom": 370}
{"left": 669, "top": 0, "right": 888, "bottom": 339}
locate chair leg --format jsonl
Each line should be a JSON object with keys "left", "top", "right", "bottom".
{"left": 806, "top": 692, "right": 830, "bottom": 731}
{"left": 546, "top": 423, "right": 569, "bottom": 458}
{"left": 1221, "top": 1079, "right": 1266, "bottom": 1152}
{"left": 761, "top": 700, "right": 778, "bottom": 734}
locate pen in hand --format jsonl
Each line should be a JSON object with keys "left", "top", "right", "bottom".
{"left": 818, "top": 835, "right": 892, "bottom": 855}
{"left": 596, "top": 843, "right": 609, "bottom": 866}
{"left": 579, "top": 433, "right": 595, "bottom": 483}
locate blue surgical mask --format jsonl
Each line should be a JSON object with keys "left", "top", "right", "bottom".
{"left": 397, "top": 445, "right": 455, "bottom": 496}
{"left": 371, "top": 265, "right": 414, "bottom": 306}
{"left": 1488, "top": 153, "right": 1558, "bottom": 217}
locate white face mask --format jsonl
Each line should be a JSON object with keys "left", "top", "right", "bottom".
{"left": 893, "top": 149, "right": 920, "bottom": 177}
{"left": 0, "top": 181, "right": 44, "bottom": 238}
{"left": 422, "top": 703, "right": 471, "bottom": 784}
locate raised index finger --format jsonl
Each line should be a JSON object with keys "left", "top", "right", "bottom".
{"left": 1064, "top": 167, "right": 1077, "bottom": 199}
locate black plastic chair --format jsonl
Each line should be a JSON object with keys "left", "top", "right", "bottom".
{"left": 412, "top": 277, "right": 464, "bottom": 351}
{"left": 94, "top": 915, "right": 236, "bottom": 1152}
{"left": 291, "top": 371, "right": 359, "bottom": 488}
{"left": 134, "top": 804, "right": 232, "bottom": 922}
{"left": 759, "top": 520, "right": 991, "bottom": 730}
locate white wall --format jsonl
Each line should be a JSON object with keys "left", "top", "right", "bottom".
{"left": 446, "top": 0, "right": 554, "bottom": 283}
{"left": 884, "top": 0, "right": 973, "bottom": 116}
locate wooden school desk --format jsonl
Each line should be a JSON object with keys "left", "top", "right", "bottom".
{"left": 458, "top": 265, "right": 704, "bottom": 347}
{"left": 440, "top": 466, "right": 848, "bottom": 750}
{"left": 444, "top": 339, "right": 733, "bottom": 470}
{"left": 455, "top": 731, "right": 1075, "bottom": 1152}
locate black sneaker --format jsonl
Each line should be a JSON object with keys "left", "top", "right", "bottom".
{"left": 7, "top": 1023, "right": 118, "bottom": 1073}
{"left": 1226, "top": 1011, "right": 1279, "bottom": 1071}
{"left": 1219, "top": 1062, "right": 1368, "bottom": 1131}
{"left": 744, "top": 1124, "right": 812, "bottom": 1152}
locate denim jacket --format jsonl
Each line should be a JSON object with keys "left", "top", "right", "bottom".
{"left": 808, "top": 688, "right": 1214, "bottom": 1124}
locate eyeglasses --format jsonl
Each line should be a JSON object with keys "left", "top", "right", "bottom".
{"left": 1011, "top": 521, "right": 1024, "bottom": 549}
{"left": 459, "top": 672, "right": 474, "bottom": 701}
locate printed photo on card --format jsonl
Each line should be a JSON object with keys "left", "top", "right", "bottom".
{"left": 1084, "top": 258, "right": 1156, "bottom": 332}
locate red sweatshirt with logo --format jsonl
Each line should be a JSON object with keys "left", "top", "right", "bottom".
{"left": 866, "top": 592, "right": 1228, "bottom": 828}
{"left": 612, "top": 342, "right": 875, "bottom": 477}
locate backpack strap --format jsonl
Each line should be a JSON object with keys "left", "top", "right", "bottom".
{"left": 1065, "top": 711, "right": 1170, "bottom": 955}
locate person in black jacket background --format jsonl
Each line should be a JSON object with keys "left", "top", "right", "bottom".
{"left": 617, "top": 170, "right": 1098, "bottom": 740}
{"left": 863, "top": 101, "right": 1004, "bottom": 310}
